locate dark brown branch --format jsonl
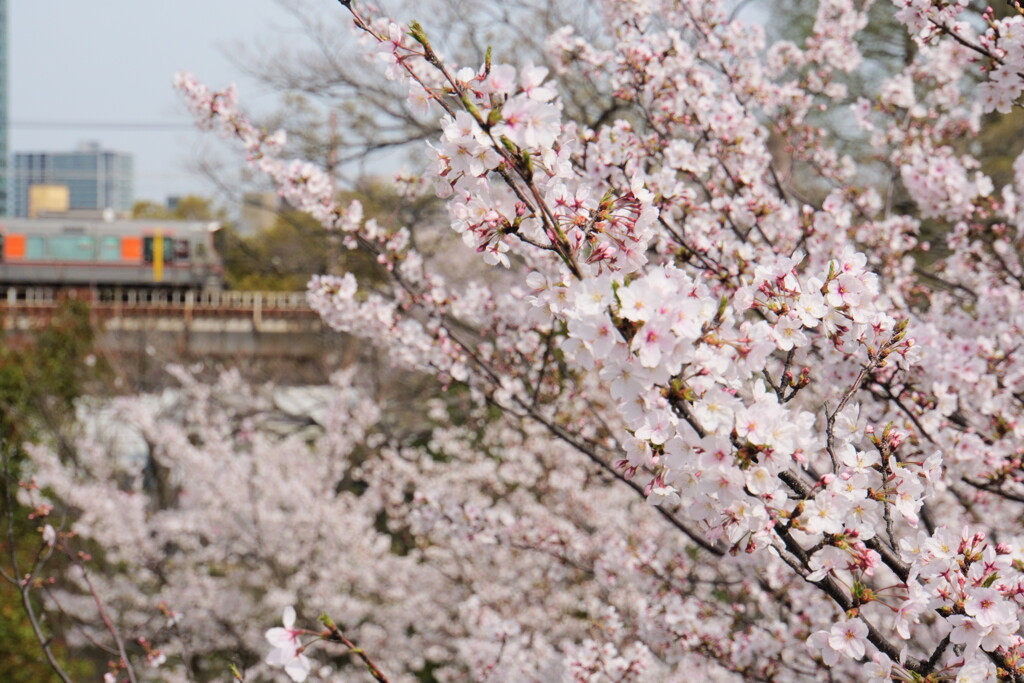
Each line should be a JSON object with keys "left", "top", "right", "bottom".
{"left": 321, "top": 616, "right": 390, "bottom": 682}
{"left": 2, "top": 448, "right": 74, "bottom": 683}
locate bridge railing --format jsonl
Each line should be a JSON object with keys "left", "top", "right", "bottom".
{"left": 1, "top": 287, "right": 313, "bottom": 316}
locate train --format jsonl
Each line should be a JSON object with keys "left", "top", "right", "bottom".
{"left": 0, "top": 219, "right": 224, "bottom": 290}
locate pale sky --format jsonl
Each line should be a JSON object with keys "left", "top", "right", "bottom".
{"left": 10, "top": 0, "right": 316, "bottom": 209}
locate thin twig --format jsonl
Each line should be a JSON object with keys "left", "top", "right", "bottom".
{"left": 321, "top": 616, "right": 391, "bottom": 682}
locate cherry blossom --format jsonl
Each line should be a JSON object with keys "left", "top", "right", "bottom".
{"left": 266, "top": 606, "right": 311, "bottom": 682}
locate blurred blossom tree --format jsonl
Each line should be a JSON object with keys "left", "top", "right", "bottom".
{"left": 16, "top": 0, "right": 1024, "bottom": 681}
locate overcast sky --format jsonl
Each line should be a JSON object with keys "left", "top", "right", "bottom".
{"left": 10, "top": 0, "right": 314, "bottom": 208}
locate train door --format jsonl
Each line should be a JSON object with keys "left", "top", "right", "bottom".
{"left": 143, "top": 233, "right": 174, "bottom": 283}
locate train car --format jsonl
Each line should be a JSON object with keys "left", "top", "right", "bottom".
{"left": 0, "top": 219, "right": 224, "bottom": 290}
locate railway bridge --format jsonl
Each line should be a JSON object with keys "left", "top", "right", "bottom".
{"left": 0, "top": 287, "right": 337, "bottom": 359}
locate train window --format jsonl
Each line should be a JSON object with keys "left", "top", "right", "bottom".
{"left": 26, "top": 236, "right": 46, "bottom": 260}
{"left": 143, "top": 237, "right": 174, "bottom": 263}
{"left": 50, "top": 235, "right": 96, "bottom": 260}
{"left": 175, "top": 239, "right": 190, "bottom": 260}
{"left": 98, "top": 236, "right": 121, "bottom": 261}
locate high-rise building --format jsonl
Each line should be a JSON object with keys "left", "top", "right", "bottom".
{"left": 0, "top": 0, "right": 8, "bottom": 216}
{"left": 12, "top": 143, "right": 133, "bottom": 217}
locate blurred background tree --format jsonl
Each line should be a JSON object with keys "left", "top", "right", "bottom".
{"left": 236, "top": 0, "right": 610, "bottom": 177}
{"left": 0, "top": 300, "right": 101, "bottom": 681}
{"left": 132, "top": 194, "right": 227, "bottom": 223}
